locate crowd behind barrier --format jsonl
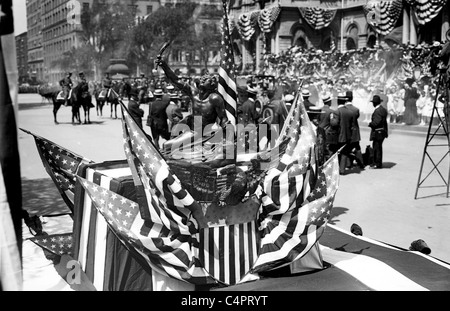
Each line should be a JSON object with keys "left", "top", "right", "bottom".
{"left": 34, "top": 41, "right": 450, "bottom": 127}
{"left": 253, "top": 42, "right": 449, "bottom": 127}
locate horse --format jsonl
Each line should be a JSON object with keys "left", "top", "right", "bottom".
{"left": 39, "top": 86, "right": 85, "bottom": 124}
{"left": 95, "top": 86, "right": 120, "bottom": 119}
{"left": 74, "top": 83, "right": 95, "bottom": 124}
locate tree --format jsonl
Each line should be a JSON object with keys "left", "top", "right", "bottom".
{"left": 78, "top": 0, "right": 136, "bottom": 80}
{"left": 131, "top": 3, "right": 199, "bottom": 76}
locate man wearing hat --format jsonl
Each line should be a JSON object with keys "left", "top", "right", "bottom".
{"left": 369, "top": 95, "right": 388, "bottom": 169}
{"left": 319, "top": 94, "right": 339, "bottom": 161}
{"left": 128, "top": 86, "right": 145, "bottom": 128}
{"left": 307, "top": 105, "right": 327, "bottom": 165}
{"left": 77, "top": 71, "right": 93, "bottom": 108}
{"left": 238, "top": 86, "right": 259, "bottom": 127}
{"left": 302, "top": 89, "right": 313, "bottom": 111}
{"left": 284, "top": 94, "right": 295, "bottom": 112}
{"left": 166, "top": 93, "right": 183, "bottom": 134}
{"left": 59, "top": 72, "right": 73, "bottom": 106}
{"left": 345, "top": 90, "right": 365, "bottom": 169}
{"left": 102, "top": 72, "right": 112, "bottom": 99}
{"left": 336, "top": 93, "right": 356, "bottom": 175}
{"left": 146, "top": 89, "right": 170, "bottom": 149}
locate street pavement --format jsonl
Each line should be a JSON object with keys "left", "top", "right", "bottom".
{"left": 16, "top": 93, "right": 450, "bottom": 289}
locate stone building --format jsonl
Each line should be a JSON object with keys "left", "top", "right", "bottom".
{"left": 228, "top": 0, "right": 450, "bottom": 74}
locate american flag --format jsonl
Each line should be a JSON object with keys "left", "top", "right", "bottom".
{"left": 109, "top": 103, "right": 217, "bottom": 285}
{"left": 250, "top": 96, "right": 340, "bottom": 272}
{"left": 21, "top": 129, "right": 94, "bottom": 212}
{"left": 218, "top": 0, "right": 237, "bottom": 132}
{"left": 0, "top": 0, "right": 22, "bottom": 290}
{"left": 29, "top": 233, "right": 74, "bottom": 257}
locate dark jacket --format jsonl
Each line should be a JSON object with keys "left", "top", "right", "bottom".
{"left": 103, "top": 77, "right": 112, "bottom": 88}
{"left": 238, "top": 98, "right": 259, "bottom": 126}
{"left": 128, "top": 98, "right": 144, "bottom": 128}
{"left": 345, "top": 103, "right": 361, "bottom": 143}
{"left": 336, "top": 105, "right": 355, "bottom": 144}
{"left": 147, "top": 95, "right": 170, "bottom": 131}
{"left": 369, "top": 105, "right": 388, "bottom": 141}
{"left": 319, "top": 105, "right": 339, "bottom": 144}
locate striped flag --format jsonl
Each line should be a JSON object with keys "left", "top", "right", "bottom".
{"left": 199, "top": 220, "right": 260, "bottom": 286}
{"left": 298, "top": 7, "right": 337, "bottom": 30}
{"left": 110, "top": 103, "right": 217, "bottom": 285}
{"left": 0, "top": 0, "right": 22, "bottom": 291}
{"left": 407, "top": 0, "right": 447, "bottom": 25}
{"left": 215, "top": 224, "right": 450, "bottom": 291}
{"left": 21, "top": 129, "right": 94, "bottom": 213}
{"left": 363, "top": 0, "right": 403, "bottom": 35}
{"left": 218, "top": 0, "right": 238, "bottom": 132}
{"left": 73, "top": 161, "right": 155, "bottom": 291}
{"left": 251, "top": 95, "right": 340, "bottom": 272}
{"left": 258, "top": 5, "right": 281, "bottom": 33}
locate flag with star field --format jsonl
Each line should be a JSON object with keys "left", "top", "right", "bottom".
{"left": 21, "top": 129, "right": 94, "bottom": 213}
{"left": 250, "top": 94, "right": 340, "bottom": 273}
{"left": 78, "top": 103, "right": 217, "bottom": 285}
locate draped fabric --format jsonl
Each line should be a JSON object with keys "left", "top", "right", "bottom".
{"left": 363, "top": 0, "right": 403, "bottom": 35}
{"left": 406, "top": 0, "right": 447, "bottom": 25}
{"left": 258, "top": 5, "right": 282, "bottom": 33}
{"left": 298, "top": 7, "right": 337, "bottom": 30}
{"left": 237, "top": 10, "right": 261, "bottom": 41}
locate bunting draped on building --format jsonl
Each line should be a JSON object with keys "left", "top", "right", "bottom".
{"left": 258, "top": 5, "right": 282, "bottom": 33}
{"left": 237, "top": 10, "right": 260, "bottom": 41}
{"left": 298, "top": 7, "right": 337, "bottom": 30}
{"left": 406, "top": 0, "right": 447, "bottom": 25}
{"left": 363, "top": 0, "right": 403, "bottom": 35}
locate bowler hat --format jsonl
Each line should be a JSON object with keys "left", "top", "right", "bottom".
{"left": 346, "top": 90, "right": 353, "bottom": 101}
{"left": 370, "top": 95, "right": 383, "bottom": 104}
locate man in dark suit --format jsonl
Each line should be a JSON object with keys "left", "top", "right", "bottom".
{"left": 127, "top": 86, "right": 144, "bottom": 128}
{"left": 146, "top": 89, "right": 170, "bottom": 149}
{"left": 318, "top": 94, "right": 339, "bottom": 162}
{"left": 301, "top": 89, "right": 313, "bottom": 111}
{"left": 345, "top": 90, "right": 365, "bottom": 169}
{"left": 335, "top": 94, "right": 355, "bottom": 174}
{"left": 369, "top": 95, "right": 388, "bottom": 169}
{"left": 238, "top": 86, "right": 259, "bottom": 127}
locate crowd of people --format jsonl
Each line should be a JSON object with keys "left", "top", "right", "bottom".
{"left": 40, "top": 41, "right": 450, "bottom": 172}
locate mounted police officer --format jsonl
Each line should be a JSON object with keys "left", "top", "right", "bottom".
{"left": 102, "top": 72, "right": 112, "bottom": 99}
{"left": 59, "top": 72, "right": 73, "bottom": 106}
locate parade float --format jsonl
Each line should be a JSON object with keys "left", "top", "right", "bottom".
{"left": 21, "top": 1, "right": 450, "bottom": 292}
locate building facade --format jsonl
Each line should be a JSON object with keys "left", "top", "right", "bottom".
{"left": 15, "top": 32, "right": 29, "bottom": 84}
{"left": 228, "top": 0, "right": 450, "bottom": 74}
{"left": 27, "top": 0, "right": 45, "bottom": 83}
{"left": 27, "top": 0, "right": 161, "bottom": 85}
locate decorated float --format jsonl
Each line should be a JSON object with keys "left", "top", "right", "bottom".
{"left": 21, "top": 0, "right": 450, "bottom": 292}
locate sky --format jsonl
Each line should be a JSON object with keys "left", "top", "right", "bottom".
{"left": 13, "top": 0, "right": 28, "bottom": 35}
